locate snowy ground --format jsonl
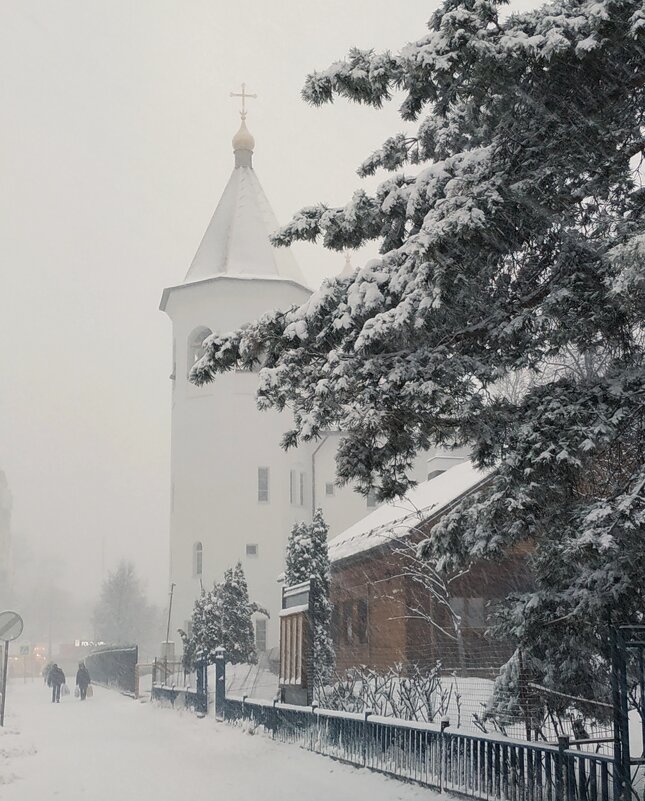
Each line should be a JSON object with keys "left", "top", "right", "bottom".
{"left": 0, "top": 680, "right": 435, "bottom": 801}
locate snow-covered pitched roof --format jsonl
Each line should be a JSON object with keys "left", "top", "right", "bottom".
{"left": 328, "top": 461, "right": 491, "bottom": 565}
{"left": 183, "top": 157, "right": 308, "bottom": 289}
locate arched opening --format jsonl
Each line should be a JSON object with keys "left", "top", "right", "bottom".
{"left": 193, "top": 542, "right": 203, "bottom": 577}
{"left": 187, "top": 326, "right": 213, "bottom": 377}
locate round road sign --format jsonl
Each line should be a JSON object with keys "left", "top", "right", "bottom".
{"left": 0, "top": 611, "right": 24, "bottom": 642}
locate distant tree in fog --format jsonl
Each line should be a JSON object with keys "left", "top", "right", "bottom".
{"left": 92, "top": 560, "right": 155, "bottom": 646}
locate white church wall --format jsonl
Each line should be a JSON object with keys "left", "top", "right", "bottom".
{"left": 165, "top": 276, "right": 312, "bottom": 650}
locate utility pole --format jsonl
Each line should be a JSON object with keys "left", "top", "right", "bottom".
{"left": 165, "top": 583, "right": 175, "bottom": 647}
{"left": 163, "top": 583, "right": 175, "bottom": 682}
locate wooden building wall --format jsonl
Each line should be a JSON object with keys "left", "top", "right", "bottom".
{"left": 330, "top": 534, "right": 532, "bottom": 676}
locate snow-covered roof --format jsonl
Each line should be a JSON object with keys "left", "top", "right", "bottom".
{"left": 328, "top": 461, "right": 491, "bottom": 565}
{"left": 183, "top": 140, "right": 309, "bottom": 289}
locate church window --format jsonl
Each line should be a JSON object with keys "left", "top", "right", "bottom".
{"left": 187, "top": 326, "right": 213, "bottom": 377}
{"left": 255, "top": 618, "right": 267, "bottom": 652}
{"left": 289, "top": 469, "right": 296, "bottom": 505}
{"left": 366, "top": 489, "right": 378, "bottom": 508}
{"left": 325, "top": 482, "right": 335, "bottom": 496}
{"left": 246, "top": 544, "right": 258, "bottom": 557}
{"left": 342, "top": 601, "right": 354, "bottom": 645}
{"left": 258, "top": 467, "right": 269, "bottom": 503}
{"left": 299, "top": 471, "right": 305, "bottom": 506}
{"left": 356, "top": 599, "right": 368, "bottom": 645}
{"left": 193, "top": 542, "right": 203, "bottom": 577}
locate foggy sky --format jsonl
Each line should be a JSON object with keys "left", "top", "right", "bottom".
{"left": 0, "top": 0, "right": 539, "bottom": 608}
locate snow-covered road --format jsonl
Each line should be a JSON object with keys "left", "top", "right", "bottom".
{"left": 0, "top": 681, "right": 434, "bottom": 800}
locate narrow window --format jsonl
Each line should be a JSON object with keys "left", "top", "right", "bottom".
{"left": 449, "top": 596, "right": 465, "bottom": 627}
{"left": 289, "top": 469, "right": 296, "bottom": 505}
{"left": 193, "top": 542, "right": 203, "bottom": 577}
{"left": 342, "top": 601, "right": 354, "bottom": 645}
{"left": 255, "top": 618, "right": 267, "bottom": 652}
{"left": 465, "top": 597, "right": 486, "bottom": 629}
{"left": 246, "top": 544, "right": 258, "bottom": 557}
{"left": 356, "top": 599, "right": 368, "bottom": 644}
{"left": 325, "top": 481, "right": 335, "bottom": 496}
{"left": 331, "top": 605, "right": 340, "bottom": 644}
{"left": 366, "top": 489, "right": 378, "bottom": 508}
{"left": 258, "top": 467, "right": 269, "bottom": 503}
{"left": 299, "top": 471, "right": 305, "bottom": 506}
{"left": 187, "top": 326, "right": 213, "bottom": 377}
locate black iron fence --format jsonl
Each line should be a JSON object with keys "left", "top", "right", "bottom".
{"left": 86, "top": 645, "right": 138, "bottom": 695}
{"left": 151, "top": 658, "right": 208, "bottom": 715}
{"left": 150, "top": 634, "right": 640, "bottom": 801}
{"left": 224, "top": 695, "right": 617, "bottom": 801}
{"left": 151, "top": 684, "right": 208, "bottom": 714}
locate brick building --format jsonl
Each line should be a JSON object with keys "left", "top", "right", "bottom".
{"left": 327, "top": 461, "right": 532, "bottom": 675}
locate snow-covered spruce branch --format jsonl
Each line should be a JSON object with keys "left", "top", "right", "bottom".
{"left": 191, "top": 0, "right": 645, "bottom": 709}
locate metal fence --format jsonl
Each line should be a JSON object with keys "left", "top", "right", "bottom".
{"left": 85, "top": 645, "right": 138, "bottom": 695}
{"left": 224, "top": 695, "right": 617, "bottom": 801}
{"left": 151, "top": 659, "right": 208, "bottom": 715}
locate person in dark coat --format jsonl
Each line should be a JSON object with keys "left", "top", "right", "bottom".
{"left": 76, "top": 662, "right": 91, "bottom": 700}
{"left": 47, "top": 663, "right": 66, "bottom": 703}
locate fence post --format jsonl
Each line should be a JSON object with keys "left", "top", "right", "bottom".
{"left": 610, "top": 626, "right": 632, "bottom": 801}
{"left": 362, "top": 710, "right": 372, "bottom": 766}
{"left": 196, "top": 659, "right": 207, "bottom": 716}
{"left": 440, "top": 716, "right": 450, "bottom": 794}
{"left": 214, "top": 647, "right": 226, "bottom": 721}
{"left": 556, "top": 736, "right": 569, "bottom": 801}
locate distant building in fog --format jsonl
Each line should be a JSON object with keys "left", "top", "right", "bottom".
{"left": 0, "top": 470, "right": 13, "bottom": 608}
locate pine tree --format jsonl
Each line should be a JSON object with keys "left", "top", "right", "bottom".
{"left": 285, "top": 510, "right": 335, "bottom": 687}
{"left": 191, "top": 0, "right": 645, "bottom": 707}
{"left": 179, "top": 583, "right": 224, "bottom": 668}
{"left": 220, "top": 562, "right": 258, "bottom": 665}
{"left": 181, "top": 563, "right": 266, "bottom": 668}
{"left": 285, "top": 521, "right": 311, "bottom": 584}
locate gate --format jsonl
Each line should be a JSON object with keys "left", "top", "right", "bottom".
{"left": 611, "top": 625, "right": 645, "bottom": 801}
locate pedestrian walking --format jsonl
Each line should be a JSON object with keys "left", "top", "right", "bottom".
{"left": 42, "top": 661, "right": 54, "bottom": 686}
{"left": 47, "top": 663, "right": 66, "bottom": 703}
{"left": 76, "top": 661, "right": 91, "bottom": 701}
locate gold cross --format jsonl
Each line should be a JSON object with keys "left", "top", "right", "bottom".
{"left": 230, "top": 82, "right": 257, "bottom": 119}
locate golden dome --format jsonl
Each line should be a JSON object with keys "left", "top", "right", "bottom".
{"left": 232, "top": 116, "right": 255, "bottom": 152}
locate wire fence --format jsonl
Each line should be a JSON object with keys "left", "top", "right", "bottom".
{"left": 317, "top": 656, "right": 615, "bottom": 754}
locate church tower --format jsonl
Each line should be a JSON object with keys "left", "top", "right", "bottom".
{"left": 161, "top": 93, "right": 432, "bottom": 657}
{"left": 160, "top": 96, "right": 313, "bottom": 651}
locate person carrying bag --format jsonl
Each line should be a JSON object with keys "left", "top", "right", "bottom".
{"left": 76, "top": 661, "right": 91, "bottom": 700}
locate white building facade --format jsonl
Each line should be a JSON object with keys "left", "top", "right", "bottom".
{"left": 161, "top": 115, "right": 429, "bottom": 652}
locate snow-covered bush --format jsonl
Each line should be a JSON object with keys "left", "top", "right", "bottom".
{"left": 180, "top": 562, "right": 267, "bottom": 668}
{"left": 285, "top": 509, "right": 335, "bottom": 688}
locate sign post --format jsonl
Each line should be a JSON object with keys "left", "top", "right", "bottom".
{"left": 0, "top": 610, "right": 25, "bottom": 727}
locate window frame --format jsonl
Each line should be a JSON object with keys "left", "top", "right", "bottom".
{"left": 255, "top": 618, "right": 267, "bottom": 652}
{"left": 257, "top": 466, "right": 270, "bottom": 503}
{"left": 187, "top": 326, "right": 213, "bottom": 378}
{"left": 193, "top": 541, "right": 203, "bottom": 577}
